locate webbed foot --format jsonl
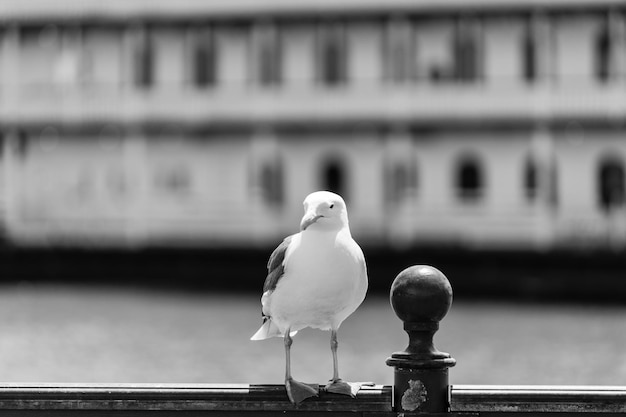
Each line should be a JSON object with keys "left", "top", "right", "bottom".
{"left": 324, "top": 379, "right": 375, "bottom": 397}
{"left": 285, "top": 378, "right": 319, "bottom": 405}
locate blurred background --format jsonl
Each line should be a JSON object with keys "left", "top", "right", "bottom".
{"left": 0, "top": 0, "right": 625, "bottom": 386}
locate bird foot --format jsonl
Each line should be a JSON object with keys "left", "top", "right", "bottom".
{"left": 325, "top": 379, "right": 375, "bottom": 397}
{"left": 285, "top": 378, "right": 319, "bottom": 405}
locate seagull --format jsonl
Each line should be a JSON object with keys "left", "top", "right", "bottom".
{"left": 251, "top": 191, "right": 368, "bottom": 405}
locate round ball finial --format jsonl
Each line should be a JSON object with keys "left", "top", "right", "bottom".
{"left": 387, "top": 265, "right": 455, "bottom": 413}
{"left": 390, "top": 265, "right": 452, "bottom": 325}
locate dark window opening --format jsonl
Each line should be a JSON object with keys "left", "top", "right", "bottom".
{"left": 193, "top": 32, "right": 215, "bottom": 88}
{"left": 258, "top": 38, "right": 282, "bottom": 86}
{"left": 386, "top": 23, "right": 413, "bottom": 84}
{"left": 524, "top": 157, "right": 538, "bottom": 201}
{"left": 321, "top": 159, "right": 347, "bottom": 200}
{"left": 596, "top": 22, "right": 611, "bottom": 83}
{"left": 320, "top": 26, "right": 346, "bottom": 86}
{"left": 259, "top": 44, "right": 274, "bottom": 85}
{"left": 454, "top": 23, "right": 478, "bottom": 82}
{"left": 323, "top": 42, "right": 342, "bottom": 85}
{"left": 392, "top": 165, "right": 409, "bottom": 200}
{"left": 456, "top": 156, "right": 484, "bottom": 202}
{"left": 390, "top": 43, "right": 410, "bottom": 83}
{"left": 134, "top": 29, "right": 153, "bottom": 89}
{"left": 598, "top": 157, "right": 625, "bottom": 212}
{"left": 547, "top": 161, "right": 559, "bottom": 208}
{"left": 260, "top": 161, "right": 284, "bottom": 207}
{"left": 523, "top": 27, "right": 536, "bottom": 83}
{"left": 523, "top": 156, "right": 559, "bottom": 208}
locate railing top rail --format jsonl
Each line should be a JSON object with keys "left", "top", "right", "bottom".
{"left": 454, "top": 385, "right": 626, "bottom": 392}
{"left": 0, "top": 383, "right": 392, "bottom": 412}
{"left": 451, "top": 385, "right": 626, "bottom": 413}
{"left": 1, "top": 383, "right": 626, "bottom": 413}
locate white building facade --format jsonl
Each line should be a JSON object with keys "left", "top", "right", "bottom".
{"left": 0, "top": 0, "right": 625, "bottom": 250}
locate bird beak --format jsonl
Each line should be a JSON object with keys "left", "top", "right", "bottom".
{"left": 300, "top": 212, "right": 322, "bottom": 231}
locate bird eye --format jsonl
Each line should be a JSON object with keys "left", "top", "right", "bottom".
{"left": 329, "top": 204, "right": 334, "bottom": 209}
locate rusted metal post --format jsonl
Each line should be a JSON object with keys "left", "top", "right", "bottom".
{"left": 386, "top": 265, "right": 456, "bottom": 413}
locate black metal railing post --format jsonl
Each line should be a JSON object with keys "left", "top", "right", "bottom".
{"left": 387, "top": 265, "right": 456, "bottom": 413}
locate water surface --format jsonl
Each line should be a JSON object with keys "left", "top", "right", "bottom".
{"left": 0, "top": 283, "right": 624, "bottom": 386}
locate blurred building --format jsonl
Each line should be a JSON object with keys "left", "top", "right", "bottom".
{"left": 0, "top": 0, "right": 625, "bottom": 250}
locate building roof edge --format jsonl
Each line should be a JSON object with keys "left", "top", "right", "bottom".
{"left": 0, "top": 0, "right": 622, "bottom": 22}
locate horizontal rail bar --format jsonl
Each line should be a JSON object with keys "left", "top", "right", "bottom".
{"left": 0, "top": 383, "right": 391, "bottom": 413}
{"left": 1, "top": 383, "right": 626, "bottom": 414}
{"left": 451, "top": 385, "right": 626, "bottom": 413}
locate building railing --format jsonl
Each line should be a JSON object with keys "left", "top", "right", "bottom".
{"left": 452, "top": 385, "right": 626, "bottom": 413}
{"left": 1, "top": 383, "right": 625, "bottom": 415}
{"left": 0, "top": 383, "right": 391, "bottom": 414}
{"left": 1, "top": 265, "right": 624, "bottom": 416}
{"left": 1, "top": 83, "right": 625, "bottom": 125}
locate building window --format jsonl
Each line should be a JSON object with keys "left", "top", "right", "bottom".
{"left": 258, "top": 42, "right": 280, "bottom": 85}
{"left": 595, "top": 21, "right": 611, "bottom": 83}
{"left": 386, "top": 162, "right": 418, "bottom": 204}
{"left": 134, "top": 27, "right": 154, "bottom": 89}
{"left": 321, "top": 157, "right": 347, "bottom": 199}
{"left": 319, "top": 23, "right": 347, "bottom": 86}
{"left": 524, "top": 156, "right": 538, "bottom": 202}
{"left": 385, "top": 19, "right": 413, "bottom": 84}
{"left": 453, "top": 20, "right": 479, "bottom": 82}
{"left": 522, "top": 23, "right": 536, "bottom": 83}
{"left": 455, "top": 155, "right": 484, "bottom": 202}
{"left": 193, "top": 28, "right": 216, "bottom": 88}
{"left": 598, "top": 156, "right": 625, "bottom": 212}
{"left": 256, "top": 24, "right": 282, "bottom": 86}
{"left": 524, "top": 155, "right": 559, "bottom": 208}
{"left": 260, "top": 160, "right": 284, "bottom": 206}
{"left": 389, "top": 43, "right": 410, "bottom": 83}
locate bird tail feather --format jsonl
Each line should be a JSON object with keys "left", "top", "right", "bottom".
{"left": 250, "top": 319, "right": 297, "bottom": 340}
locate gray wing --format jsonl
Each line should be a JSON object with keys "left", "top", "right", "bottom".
{"left": 263, "top": 234, "right": 294, "bottom": 293}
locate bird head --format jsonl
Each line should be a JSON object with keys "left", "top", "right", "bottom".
{"left": 300, "top": 191, "right": 349, "bottom": 232}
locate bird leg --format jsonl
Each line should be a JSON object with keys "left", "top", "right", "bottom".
{"left": 325, "top": 329, "right": 373, "bottom": 397}
{"left": 284, "top": 329, "right": 319, "bottom": 405}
